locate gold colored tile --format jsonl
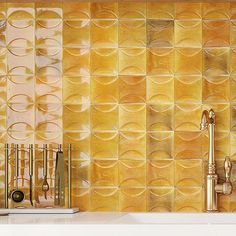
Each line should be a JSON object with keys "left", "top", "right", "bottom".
{"left": 175, "top": 160, "right": 203, "bottom": 187}
{"left": 119, "top": 2, "right": 146, "bottom": 19}
{"left": 119, "top": 188, "right": 146, "bottom": 212}
{"left": 175, "top": 48, "right": 202, "bottom": 75}
{"left": 147, "top": 48, "right": 174, "bottom": 75}
{"left": 230, "top": 21, "right": 236, "bottom": 46}
{"left": 230, "top": 132, "right": 236, "bottom": 160}
{"left": 231, "top": 49, "right": 236, "bottom": 75}
{"left": 63, "top": 2, "right": 90, "bottom": 19}
{"left": 119, "top": 131, "right": 146, "bottom": 159}
{"left": 63, "top": 48, "right": 90, "bottom": 76}
{"left": 175, "top": 21, "right": 202, "bottom": 47}
{"left": 119, "top": 104, "right": 146, "bottom": 131}
{"left": 119, "top": 160, "right": 146, "bottom": 186}
{"left": 204, "top": 48, "right": 230, "bottom": 76}
{"left": 91, "top": 131, "right": 118, "bottom": 159}
{"left": 174, "top": 187, "right": 203, "bottom": 212}
{"left": 91, "top": 76, "right": 118, "bottom": 103}
{"left": 174, "top": 132, "right": 203, "bottom": 159}
{"left": 36, "top": 2, "right": 62, "bottom": 19}
{"left": 175, "top": 104, "right": 202, "bottom": 131}
{"left": 147, "top": 76, "right": 174, "bottom": 103}
{"left": 203, "top": 21, "right": 230, "bottom": 47}
{"left": 214, "top": 132, "right": 230, "bottom": 159}
{"left": 147, "top": 187, "right": 174, "bottom": 212}
{"left": 231, "top": 3, "right": 236, "bottom": 19}
{"left": 63, "top": 76, "right": 90, "bottom": 104}
{"left": 71, "top": 160, "right": 90, "bottom": 188}
{"left": 119, "top": 48, "right": 146, "bottom": 76}
{"left": 203, "top": 76, "right": 230, "bottom": 103}
{"left": 91, "top": 160, "right": 118, "bottom": 186}
{"left": 203, "top": 104, "right": 230, "bottom": 131}
{"left": 147, "top": 160, "right": 174, "bottom": 186}
{"left": 71, "top": 188, "right": 90, "bottom": 211}
{"left": 175, "top": 76, "right": 202, "bottom": 103}
{"left": 91, "top": 188, "right": 119, "bottom": 212}
{"left": 231, "top": 105, "right": 236, "bottom": 131}
{"left": 147, "top": 2, "right": 174, "bottom": 20}
{"left": 91, "top": 2, "right": 118, "bottom": 19}
{"left": 91, "top": 20, "right": 118, "bottom": 47}
{"left": 63, "top": 104, "right": 90, "bottom": 131}
{"left": 147, "top": 20, "right": 174, "bottom": 47}
{"left": 91, "top": 104, "right": 118, "bottom": 130}
{"left": 175, "top": 3, "right": 201, "bottom": 19}
{"left": 231, "top": 76, "right": 236, "bottom": 102}
{"left": 147, "top": 131, "right": 173, "bottom": 159}
{"left": 0, "top": 3, "right": 6, "bottom": 20}
{"left": 63, "top": 20, "right": 90, "bottom": 47}
{"left": 91, "top": 48, "right": 117, "bottom": 76}
{"left": 147, "top": 104, "right": 173, "bottom": 131}
{"left": 119, "top": 20, "right": 146, "bottom": 47}
{"left": 203, "top": 3, "right": 230, "bottom": 19}
{"left": 119, "top": 76, "right": 146, "bottom": 103}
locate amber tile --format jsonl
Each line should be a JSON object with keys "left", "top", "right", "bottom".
{"left": 231, "top": 49, "right": 236, "bottom": 75}
{"left": 203, "top": 76, "right": 230, "bottom": 103}
{"left": 119, "top": 160, "right": 146, "bottom": 186}
{"left": 175, "top": 48, "right": 202, "bottom": 75}
{"left": 147, "top": 187, "right": 174, "bottom": 212}
{"left": 36, "top": 2, "right": 62, "bottom": 19}
{"left": 91, "top": 48, "right": 117, "bottom": 76}
{"left": 231, "top": 105, "right": 236, "bottom": 131}
{"left": 63, "top": 76, "right": 90, "bottom": 104}
{"left": 63, "top": 132, "right": 90, "bottom": 159}
{"left": 63, "top": 2, "right": 90, "bottom": 19}
{"left": 91, "top": 2, "right": 118, "bottom": 19}
{"left": 147, "top": 48, "right": 174, "bottom": 75}
{"left": 119, "top": 188, "right": 146, "bottom": 212}
{"left": 147, "top": 20, "right": 174, "bottom": 47}
{"left": 63, "top": 48, "right": 89, "bottom": 76}
{"left": 174, "top": 187, "right": 203, "bottom": 212}
{"left": 203, "top": 104, "right": 230, "bottom": 131}
{"left": 147, "top": 76, "right": 174, "bottom": 104}
{"left": 119, "top": 104, "right": 146, "bottom": 131}
{"left": 63, "top": 20, "right": 90, "bottom": 47}
{"left": 231, "top": 76, "right": 236, "bottom": 102}
{"left": 147, "top": 2, "right": 174, "bottom": 19}
{"left": 91, "top": 160, "right": 118, "bottom": 186}
{"left": 231, "top": 21, "right": 236, "bottom": 46}
{"left": 231, "top": 3, "right": 236, "bottom": 19}
{"left": 214, "top": 132, "right": 230, "bottom": 159}
{"left": 230, "top": 132, "right": 236, "bottom": 160}
{"left": 174, "top": 132, "right": 203, "bottom": 159}
{"left": 91, "top": 104, "right": 118, "bottom": 130}
{"left": 91, "top": 20, "right": 118, "bottom": 47}
{"left": 71, "top": 188, "right": 90, "bottom": 211}
{"left": 91, "top": 76, "right": 118, "bottom": 104}
{"left": 147, "top": 160, "right": 174, "bottom": 186}
{"left": 119, "top": 131, "right": 146, "bottom": 159}
{"left": 202, "top": 3, "right": 230, "bottom": 19}
{"left": 63, "top": 104, "right": 90, "bottom": 131}
{"left": 91, "top": 131, "right": 118, "bottom": 159}
{"left": 71, "top": 160, "right": 90, "bottom": 188}
{"left": 119, "top": 76, "right": 146, "bottom": 103}
{"left": 175, "top": 104, "right": 202, "bottom": 131}
{"left": 203, "top": 48, "right": 230, "bottom": 76}
{"left": 119, "top": 48, "right": 146, "bottom": 75}
{"left": 175, "top": 160, "right": 203, "bottom": 186}
{"left": 147, "top": 131, "right": 173, "bottom": 159}
{"left": 91, "top": 188, "right": 119, "bottom": 212}
{"left": 175, "top": 21, "right": 202, "bottom": 47}
{"left": 175, "top": 76, "right": 202, "bottom": 103}
{"left": 203, "top": 21, "right": 230, "bottom": 47}
{"left": 119, "top": 20, "right": 146, "bottom": 47}
{"left": 119, "top": 2, "right": 146, "bottom": 19}
{"left": 175, "top": 3, "right": 201, "bottom": 19}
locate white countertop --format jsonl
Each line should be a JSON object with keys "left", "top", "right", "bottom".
{"left": 1, "top": 213, "right": 236, "bottom": 236}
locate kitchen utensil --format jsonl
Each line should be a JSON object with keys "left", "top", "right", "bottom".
{"left": 5, "top": 144, "right": 9, "bottom": 209}
{"left": 29, "top": 144, "right": 34, "bottom": 206}
{"left": 68, "top": 144, "right": 72, "bottom": 208}
{"left": 54, "top": 144, "right": 65, "bottom": 207}
{"left": 42, "top": 144, "right": 49, "bottom": 200}
{"left": 10, "top": 144, "right": 25, "bottom": 203}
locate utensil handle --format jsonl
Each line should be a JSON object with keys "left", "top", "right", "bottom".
{"left": 43, "top": 144, "right": 48, "bottom": 177}
{"left": 68, "top": 144, "right": 72, "bottom": 208}
{"left": 29, "top": 144, "right": 33, "bottom": 176}
{"left": 5, "top": 144, "right": 9, "bottom": 209}
{"left": 14, "top": 144, "right": 19, "bottom": 178}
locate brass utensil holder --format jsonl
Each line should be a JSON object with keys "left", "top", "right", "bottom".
{"left": 4, "top": 143, "right": 73, "bottom": 210}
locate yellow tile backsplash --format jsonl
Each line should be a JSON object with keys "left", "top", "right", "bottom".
{"left": 1, "top": 1, "right": 236, "bottom": 212}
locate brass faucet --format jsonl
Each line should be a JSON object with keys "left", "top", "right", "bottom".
{"left": 200, "top": 109, "right": 233, "bottom": 212}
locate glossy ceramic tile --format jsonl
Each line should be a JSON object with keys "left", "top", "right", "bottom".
{"left": 1, "top": 2, "right": 236, "bottom": 212}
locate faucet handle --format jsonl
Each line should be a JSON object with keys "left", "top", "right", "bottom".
{"left": 224, "top": 156, "right": 232, "bottom": 182}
